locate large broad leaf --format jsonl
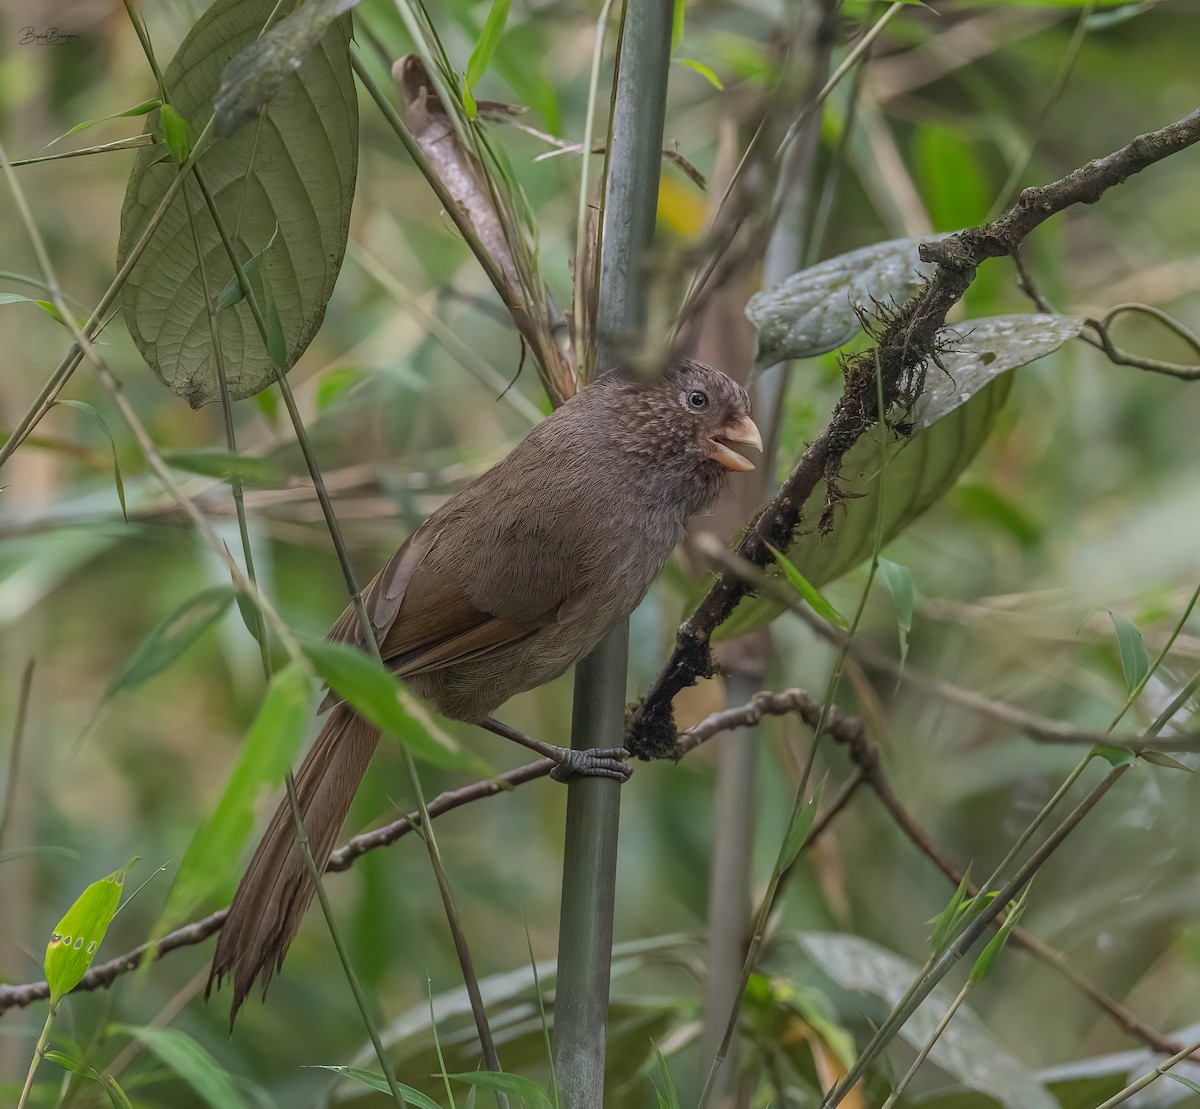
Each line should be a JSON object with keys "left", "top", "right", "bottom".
{"left": 746, "top": 235, "right": 945, "bottom": 365}
{"left": 715, "top": 314, "right": 1084, "bottom": 640}
{"left": 117, "top": 0, "right": 358, "bottom": 407}
{"left": 795, "top": 933, "right": 1057, "bottom": 1109}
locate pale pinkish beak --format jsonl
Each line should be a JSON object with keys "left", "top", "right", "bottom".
{"left": 708, "top": 414, "right": 762, "bottom": 472}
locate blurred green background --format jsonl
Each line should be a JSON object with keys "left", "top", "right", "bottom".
{"left": 3, "top": 0, "right": 1200, "bottom": 1105}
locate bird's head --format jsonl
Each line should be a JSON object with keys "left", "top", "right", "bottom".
{"left": 586, "top": 359, "right": 762, "bottom": 514}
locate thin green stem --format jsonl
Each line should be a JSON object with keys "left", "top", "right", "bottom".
{"left": 1092, "top": 1032, "right": 1200, "bottom": 1109}
{"left": 16, "top": 1005, "right": 56, "bottom": 1109}
{"left": 879, "top": 983, "right": 970, "bottom": 1109}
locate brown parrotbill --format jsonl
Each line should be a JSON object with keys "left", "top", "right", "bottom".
{"left": 208, "top": 359, "right": 761, "bottom": 1016}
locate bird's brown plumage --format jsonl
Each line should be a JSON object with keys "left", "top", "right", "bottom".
{"left": 208, "top": 361, "right": 758, "bottom": 1017}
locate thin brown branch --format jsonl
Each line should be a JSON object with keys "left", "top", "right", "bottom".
{"left": 628, "top": 107, "right": 1200, "bottom": 758}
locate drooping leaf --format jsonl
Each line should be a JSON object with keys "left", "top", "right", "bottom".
{"left": 716, "top": 314, "right": 1084, "bottom": 640}
{"left": 462, "top": 0, "right": 512, "bottom": 118}
{"left": 877, "top": 558, "right": 914, "bottom": 665}
{"left": 677, "top": 58, "right": 724, "bottom": 90}
{"left": 302, "top": 638, "right": 487, "bottom": 773}
{"left": 46, "top": 860, "right": 137, "bottom": 1005}
{"left": 117, "top": 0, "right": 358, "bottom": 407}
{"left": 54, "top": 400, "right": 128, "bottom": 521}
{"left": 969, "top": 889, "right": 1028, "bottom": 985}
{"left": 102, "top": 586, "right": 235, "bottom": 705}
{"left": 111, "top": 1025, "right": 246, "bottom": 1109}
{"left": 43, "top": 1050, "right": 134, "bottom": 1109}
{"left": 795, "top": 933, "right": 1057, "bottom": 1109}
{"left": 770, "top": 544, "right": 848, "bottom": 628}
{"left": 746, "top": 235, "right": 946, "bottom": 365}
{"left": 161, "top": 665, "right": 310, "bottom": 924}
{"left": 447, "top": 1070, "right": 554, "bottom": 1109}
{"left": 1108, "top": 611, "right": 1149, "bottom": 692}
{"left": 308, "top": 1065, "right": 443, "bottom": 1108}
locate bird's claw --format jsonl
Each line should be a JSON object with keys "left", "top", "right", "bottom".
{"left": 549, "top": 746, "right": 632, "bottom": 783}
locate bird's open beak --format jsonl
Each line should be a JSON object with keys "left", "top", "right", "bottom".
{"left": 708, "top": 414, "right": 763, "bottom": 472}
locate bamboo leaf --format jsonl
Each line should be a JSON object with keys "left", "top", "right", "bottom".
{"left": 676, "top": 58, "right": 724, "bottom": 90}
{"left": 768, "top": 544, "right": 847, "bottom": 628}
{"left": 162, "top": 665, "right": 310, "bottom": 923}
{"left": 877, "top": 558, "right": 914, "bottom": 665}
{"left": 776, "top": 783, "right": 824, "bottom": 875}
{"left": 448, "top": 1071, "right": 554, "bottom": 1109}
{"left": 211, "top": 225, "right": 279, "bottom": 312}
{"left": 930, "top": 872, "right": 973, "bottom": 956}
{"left": 969, "top": 890, "right": 1028, "bottom": 986}
{"left": 111, "top": 1025, "right": 246, "bottom": 1108}
{"left": 302, "top": 639, "right": 488, "bottom": 773}
{"left": 462, "top": 0, "right": 512, "bottom": 118}
{"left": 1108, "top": 611, "right": 1149, "bottom": 692}
{"left": 1138, "top": 750, "right": 1192, "bottom": 772}
{"left": 49, "top": 98, "right": 162, "bottom": 144}
{"left": 102, "top": 586, "right": 235, "bottom": 704}
{"left": 43, "top": 1050, "right": 134, "bottom": 1109}
{"left": 46, "top": 860, "right": 137, "bottom": 1005}
{"left": 54, "top": 400, "right": 128, "bottom": 521}
{"left": 310, "top": 1066, "right": 444, "bottom": 1108}
{"left": 117, "top": 0, "right": 358, "bottom": 407}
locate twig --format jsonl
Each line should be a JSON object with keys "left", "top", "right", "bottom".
{"left": 629, "top": 106, "right": 1200, "bottom": 757}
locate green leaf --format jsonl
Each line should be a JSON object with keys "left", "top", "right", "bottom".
{"left": 54, "top": 400, "right": 128, "bottom": 521}
{"left": 1138, "top": 750, "right": 1192, "bottom": 773}
{"left": 1166, "top": 1073, "right": 1200, "bottom": 1097}
{"left": 117, "top": 0, "right": 358, "bottom": 408}
{"left": 718, "top": 314, "right": 1085, "bottom": 640}
{"left": 162, "top": 665, "right": 310, "bottom": 924}
{"left": 448, "top": 1070, "right": 553, "bottom": 1109}
{"left": 651, "top": 1045, "right": 682, "bottom": 1109}
{"left": 969, "top": 889, "right": 1028, "bottom": 986}
{"left": 462, "top": 0, "right": 512, "bottom": 118}
{"left": 302, "top": 639, "right": 488, "bottom": 773}
{"left": 676, "top": 57, "right": 724, "bottom": 90}
{"left": 112, "top": 1025, "right": 246, "bottom": 1109}
{"left": 43, "top": 1050, "right": 134, "bottom": 1109}
{"left": 50, "top": 97, "right": 162, "bottom": 144}
{"left": 316, "top": 366, "right": 368, "bottom": 412}
{"left": 309, "top": 1066, "right": 443, "bottom": 1109}
{"left": 158, "top": 104, "right": 193, "bottom": 163}
{"left": 1108, "top": 611, "right": 1149, "bottom": 692}
{"left": 161, "top": 448, "right": 285, "bottom": 488}
{"left": 769, "top": 544, "right": 847, "bottom": 628}
{"left": 1093, "top": 745, "right": 1136, "bottom": 769}
{"left": 102, "top": 586, "right": 235, "bottom": 704}
{"left": 930, "top": 872, "right": 973, "bottom": 956}
{"left": 211, "top": 225, "right": 279, "bottom": 312}
{"left": 877, "top": 558, "right": 914, "bottom": 666}
{"left": 46, "top": 860, "right": 136, "bottom": 1004}
{"left": 262, "top": 289, "right": 287, "bottom": 372}
{"left": 671, "top": 0, "right": 686, "bottom": 51}
{"left": 776, "top": 783, "right": 824, "bottom": 875}
{"left": 0, "top": 293, "right": 86, "bottom": 328}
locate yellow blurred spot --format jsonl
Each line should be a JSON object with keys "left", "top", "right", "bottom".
{"left": 657, "top": 173, "right": 707, "bottom": 240}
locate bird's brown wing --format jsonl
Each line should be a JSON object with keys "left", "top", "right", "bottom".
{"left": 326, "top": 517, "right": 552, "bottom": 679}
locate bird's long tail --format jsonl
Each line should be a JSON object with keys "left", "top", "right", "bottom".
{"left": 207, "top": 706, "right": 379, "bottom": 1019}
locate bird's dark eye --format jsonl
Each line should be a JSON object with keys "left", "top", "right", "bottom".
{"left": 686, "top": 389, "right": 709, "bottom": 411}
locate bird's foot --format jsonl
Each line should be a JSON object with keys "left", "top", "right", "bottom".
{"left": 478, "top": 717, "right": 632, "bottom": 783}
{"left": 548, "top": 746, "right": 632, "bottom": 783}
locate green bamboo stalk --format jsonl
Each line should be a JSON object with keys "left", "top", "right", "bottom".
{"left": 552, "top": 3, "right": 673, "bottom": 1106}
